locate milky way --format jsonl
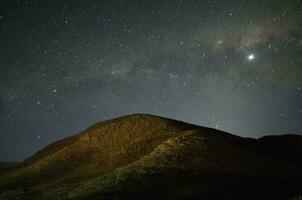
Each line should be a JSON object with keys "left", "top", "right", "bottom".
{"left": 0, "top": 0, "right": 302, "bottom": 161}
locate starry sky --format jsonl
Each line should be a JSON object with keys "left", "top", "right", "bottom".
{"left": 0, "top": 0, "right": 302, "bottom": 161}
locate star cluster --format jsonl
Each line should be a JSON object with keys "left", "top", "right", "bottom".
{"left": 0, "top": 0, "right": 301, "bottom": 161}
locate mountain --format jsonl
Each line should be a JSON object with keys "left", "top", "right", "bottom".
{"left": 0, "top": 114, "right": 301, "bottom": 200}
{"left": 0, "top": 162, "right": 19, "bottom": 170}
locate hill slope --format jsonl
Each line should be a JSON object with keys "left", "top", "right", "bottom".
{"left": 0, "top": 114, "right": 301, "bottom": 199}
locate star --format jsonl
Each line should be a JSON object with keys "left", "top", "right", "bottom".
{"left": 247, "top": 54, "right": 255, "bottom": 61}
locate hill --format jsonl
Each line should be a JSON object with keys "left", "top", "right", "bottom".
{"left": 0, "top": 162, "right": 19, "bottom": 170}
{"left": 0, "top": 114, "right": 301, "bottom": 199}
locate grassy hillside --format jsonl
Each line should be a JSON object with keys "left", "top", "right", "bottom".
{"left": 0, "top": 114, "right": 301, "bottom": 199}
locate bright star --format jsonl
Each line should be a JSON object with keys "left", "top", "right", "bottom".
{"left": 248, "top": 54, "right": 255, "bottom": 61}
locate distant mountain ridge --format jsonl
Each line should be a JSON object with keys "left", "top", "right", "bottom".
{"left": 0, "top": 114, "right": 301, "bottom": 199}
{"left": 0, "top": 162, "right": 19, "bottom": 169}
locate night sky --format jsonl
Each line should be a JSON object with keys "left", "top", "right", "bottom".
{"left": 0, "top": 0, "right": 302, "bottom": 161}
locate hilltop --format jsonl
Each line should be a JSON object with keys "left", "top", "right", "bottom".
{"left": 0, "top": 114, "right": 301, "bottom": 199}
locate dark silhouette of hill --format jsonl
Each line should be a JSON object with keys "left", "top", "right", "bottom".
{"left": 0, "top": 162, "right": 19, "bottom": 170}
{"left": 0, "top": 114, "right": 301, "bottom": 199}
